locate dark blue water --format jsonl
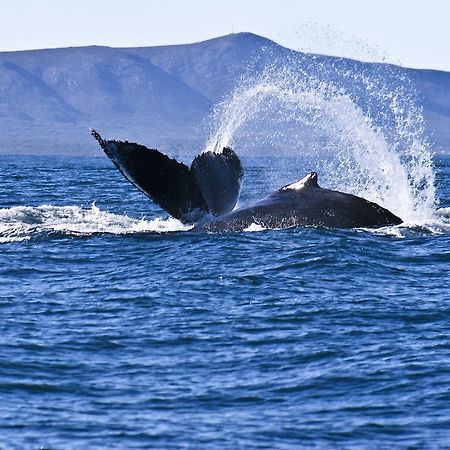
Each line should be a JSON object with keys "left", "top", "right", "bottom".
{"left": 0, "top": 155, "right": 449, "bottom": 449}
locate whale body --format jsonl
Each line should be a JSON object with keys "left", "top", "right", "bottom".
{"left": 192, "top": 172, "right": 403, "bottom": 232}
{"left": 92, "top": 130, "right": 402, "bottom": 231}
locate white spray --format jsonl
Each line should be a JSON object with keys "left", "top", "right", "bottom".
{"left": 203, "top": 60, "right": 436, "bottom": 222}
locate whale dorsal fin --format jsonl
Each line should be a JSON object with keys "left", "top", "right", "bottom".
{"left": 281, "top": 172, "right": 319, "bottom": 191}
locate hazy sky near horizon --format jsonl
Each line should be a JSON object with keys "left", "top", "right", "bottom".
{"left": 0, "top": 0, "right": 449, "bottom": 71}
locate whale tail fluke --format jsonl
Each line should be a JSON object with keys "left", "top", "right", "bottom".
{"left": 91, "top": 129, "right": 106, "bottom": 148}
{"left": 91, "top": 130, "right": 243, "bottom": 223}
{"left": 191, "top": 147, "right": 243, "bottom": 216}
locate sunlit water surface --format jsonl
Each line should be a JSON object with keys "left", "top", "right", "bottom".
{"left": 0, "top": 154, "right": 449, "bottom": 449}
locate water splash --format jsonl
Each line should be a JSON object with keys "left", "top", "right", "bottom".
{"left": 0, "top": 203, "right": 189, "bottom": 243}
{"left": 203, "top": 56, "right": 436, "bottom": 223}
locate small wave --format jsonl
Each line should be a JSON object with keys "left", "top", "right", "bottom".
{"left": 0, "top": 203, "right": 190, "bottom": 243}
{"left": 363, "top": 208, "right": 450, "bottom": 238}
{"left": 1, "top": 204, "right": 448, "bottom": 243}
{"left": 435, "top": 207, "right": 450, "bottom": 220}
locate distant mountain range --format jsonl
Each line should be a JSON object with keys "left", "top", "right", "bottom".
{"left": 0, "top": 33, "right": 449, "bottom": 155}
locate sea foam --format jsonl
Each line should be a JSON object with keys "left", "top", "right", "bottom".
{"left": 0, "top": 203, "right": 189, "bottom": 243}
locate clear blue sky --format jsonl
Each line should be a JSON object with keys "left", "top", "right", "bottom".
{"left": 1, "top": 0, "right": 449, "bottom": 71}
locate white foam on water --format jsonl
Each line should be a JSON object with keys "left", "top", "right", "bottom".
{"left": 0, "top": 203, "right": 190, "bottom": 243}
{"left": 202, "top": 60, "right": 438, "bottom": 229}
{"left": 243, "top": 223, "right": 267, "bottom": 232}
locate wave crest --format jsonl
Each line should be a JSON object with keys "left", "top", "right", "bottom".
{"left": 0, "top": 203, "right": 190, "bottom": 243}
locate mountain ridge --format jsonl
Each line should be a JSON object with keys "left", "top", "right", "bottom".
{"left": 0, "top": 32, "right": 449, "bottom": 155}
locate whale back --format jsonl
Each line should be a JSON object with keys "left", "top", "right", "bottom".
{"left": 193, "top": 172, "right": 403, "bottom": 232}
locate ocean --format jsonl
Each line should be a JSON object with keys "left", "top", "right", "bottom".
{"left": 0, "top": 153, "right": 449, "bottom": 449}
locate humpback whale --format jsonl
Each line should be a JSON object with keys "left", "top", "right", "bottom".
{"left": 92, "top": 130, "right": 402, "bottom": 231}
